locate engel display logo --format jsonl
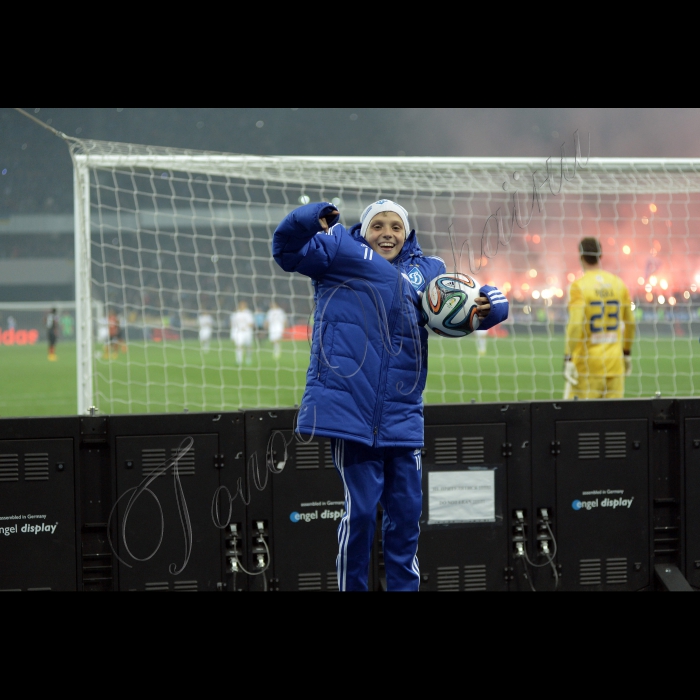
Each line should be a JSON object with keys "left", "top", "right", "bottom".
{"left": 290, "top": 509, "right": 344, "bottom": 523}
{"left": 0, "top": 522, "right": 58, "bottom": 536}
{"left": 572, "top": 497, "right": 634, "bottom": 511}
{"left": 0, "top": 328, "right": 40, "bottom": 346}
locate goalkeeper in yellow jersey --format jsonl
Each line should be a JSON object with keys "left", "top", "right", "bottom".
{"left": 563, "top": 237, "right": 636, "bottom": 399}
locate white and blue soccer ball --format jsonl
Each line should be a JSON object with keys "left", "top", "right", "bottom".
{"left": 421, "top": 272, "right": 481, "bottom": 338}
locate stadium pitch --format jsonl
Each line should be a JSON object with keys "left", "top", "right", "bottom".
{"left": 0, "top": 337, "right": 697, "bottom": 417}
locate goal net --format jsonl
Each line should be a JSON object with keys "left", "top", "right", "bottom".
{"left": 70, "top": 138, "right": 700, "bottom": 414}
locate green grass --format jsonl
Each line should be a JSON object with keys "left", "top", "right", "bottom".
{"left": 1, "top": 335, "right": 699, "bottom": 417}
{"left": 1, "top": 342, "right": 79, "bottom": 417}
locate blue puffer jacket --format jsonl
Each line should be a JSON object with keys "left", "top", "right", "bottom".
{"left": 273, "top": 202, "right": 446, "bottom": 449}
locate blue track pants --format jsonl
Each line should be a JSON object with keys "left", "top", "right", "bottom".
{"left": 330, "top": 438, "right": 423, "bottom": 592}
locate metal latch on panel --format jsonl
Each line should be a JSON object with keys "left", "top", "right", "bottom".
{"left": 213, "top": 454, "right": 225, "bottom": 469}
{"left": 653, "top": 410, "right": 677, "bottom": 429}
{"left": 550, "top": 441, "right": 561, "bottom": 456}
{"left": 80, "top": 416, "right": 108, "bottom": 445}
{"left": 501, "top": 442, "right": 512, "bottom": 458}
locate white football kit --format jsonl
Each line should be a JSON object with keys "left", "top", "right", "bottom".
{"left": 266, "top": 307, "right": 286, "bottom": 343}
{"left": 198, "top": 313, "right": 214, "bottom": 342}
{"left": 230, "top": 310, "right": 254, "bottom": 347}
{"left": 97, "top": 317, "right": 109, "bottom": 343}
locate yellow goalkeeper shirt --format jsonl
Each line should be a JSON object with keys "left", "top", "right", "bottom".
{"left": 565, "top": 269, "right": 635, "bottom": 376}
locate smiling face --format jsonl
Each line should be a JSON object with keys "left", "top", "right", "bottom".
{"left": 365, "top": 211, "right": 405, "bottom": 261}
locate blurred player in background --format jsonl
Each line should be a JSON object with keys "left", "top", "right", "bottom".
{"left": 60, "top": 311, "right": 74, "bottom": 339}
{"left": 98, "top": 313, "right": 110, "bottom": 358}
{"left": 230, "top": 301, "right": 254, "bottom": 365}
{"left": 253, "top": 306, "right": 266, "bottom": 334}
{"left": 107, "top": 309, "right": 121, "bottom": 359}
{"left": 198, "top": 311, "right": 214, "bottom": 352}
{"left": 46, "top": 307, "right": 59, "bottom": 361}
{"left": 116, "top": 310, "right": 127, "bottom": 354}
{"left": 475, "top": 329, "right": 487, "bottom": 356}
{"left": 564, "top": 237, "right": 636, "bottom": 399}
{"left": 265, "top": 301, "right": 287, "bottom": 360}
{"left": 475, "top": 324, "right": 507, "bottom": 356}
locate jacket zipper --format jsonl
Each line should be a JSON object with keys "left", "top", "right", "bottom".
{"left": 369, "top": 258, "right": 406, "bottom": 446}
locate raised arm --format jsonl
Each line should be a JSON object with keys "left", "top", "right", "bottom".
{"left": 621, "top": 285, "right": 636, "bottom": 375}
{"left": 564, "top": 282, "right": 586, "bottom": 357}
{"left": 563, "top": 282, "right": 585, "bottom": 386}
{"left": 272, "top": 201, "right": 341, "bottom": 278}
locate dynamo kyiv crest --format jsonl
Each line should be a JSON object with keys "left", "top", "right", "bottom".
{"left": 407, "top": 267, "right": 425, "bottom": 289}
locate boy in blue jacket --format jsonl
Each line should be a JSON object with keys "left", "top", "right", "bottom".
{"left": 273, "top": 199, "right": 508, "bottom": 591}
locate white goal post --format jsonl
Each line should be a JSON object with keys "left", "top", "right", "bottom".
{"left": 70, "top": 139, "right": 700, "bottom": 415}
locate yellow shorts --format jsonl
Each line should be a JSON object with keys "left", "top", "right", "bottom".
{"left": 564, "top": 375, "right": 625, "bottom": 400}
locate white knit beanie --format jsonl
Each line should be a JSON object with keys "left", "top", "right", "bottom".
{"left": 359, "top": 199, "right": 411, "bottom": 240}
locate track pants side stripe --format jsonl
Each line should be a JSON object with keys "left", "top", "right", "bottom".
{"left": 335, "top": 439, "right": 350, "bottom": 592}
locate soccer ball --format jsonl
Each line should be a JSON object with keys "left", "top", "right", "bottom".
{"left": 421, "top": 272, "right": 481, "bottom": 337}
